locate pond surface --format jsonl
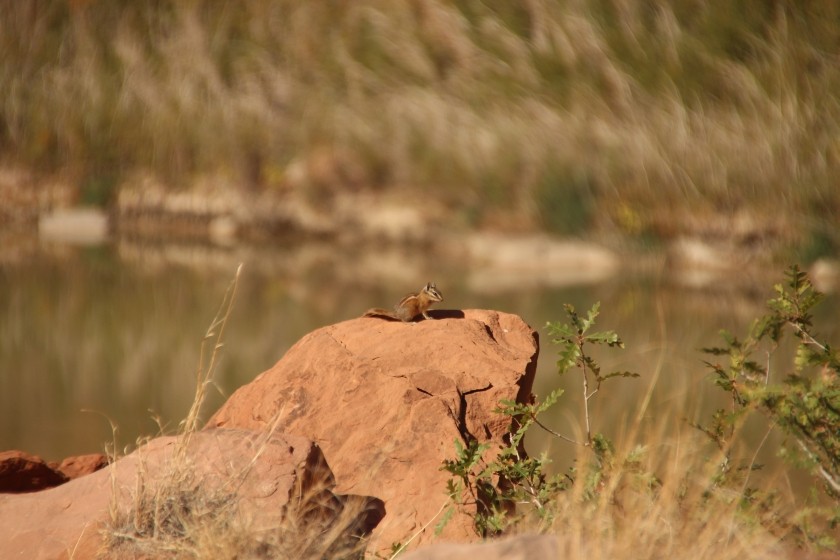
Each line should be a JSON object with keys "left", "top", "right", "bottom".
{"left": 1, "top": 237, "right": 837, "bottom": 474}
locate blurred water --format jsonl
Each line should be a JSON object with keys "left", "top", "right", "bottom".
{"left": 0, "top": 239, "right": 836, "bottom": 470}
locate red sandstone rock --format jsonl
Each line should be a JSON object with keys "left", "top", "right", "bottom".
{"left": 0, "top": 451, "right": 108, "bottom": 495}
{"left": 0, "top": 429, "right": 382, "bottom": 559}
{"left": 52, "top": 453, "right": 108, "bottom": 481}
{"left": 0, "top": 450, "right": 68, "bottom": 493}
{"left": 207, "top": 309, "right": 539, "bottom": 550}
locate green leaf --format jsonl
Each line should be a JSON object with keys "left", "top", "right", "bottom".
{"left": 546, "top": 321, "right": 575, "bottom": 339}
{"left": 602, "top": 371, "right": 641, "bottom": 381}
{"left": 453, "top": 438, "right": 465, "bottom": 457}
{"left": 537, "top": 388, "right": 563, "bottom": 412}
{"left": 582, "top": 301, "right": 601, "bottom": 332}
{"left": 586, "top": 330, "right": 623, "bottom": 347}
{"left": 563, "top": 303, "right": 583, "bottom": 332}
{"left": 795, "top": 345, "right": 813, "bottom": 372}
{"left": 556, "top": 343, "right": 580, "bottom": 375}
{"left": 434, "top": 506, "right": 455, "bottom": 536}
{"left": 444, "top": 479, "right": 461, "bottom": 499}
{"left": 719, "top": 329, "right": 738, "bottom": 348}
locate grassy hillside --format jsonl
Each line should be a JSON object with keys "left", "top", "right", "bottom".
{"left": 2, "top": 1, "right": 838, "bottom": 245}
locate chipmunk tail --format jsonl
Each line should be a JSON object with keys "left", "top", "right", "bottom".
{"left": 362, "top": 308, "right": 400, "bottom": 320}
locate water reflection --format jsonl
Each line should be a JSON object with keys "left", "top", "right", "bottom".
{"left": 0, "top": 239, "right": 837, "bottom": 471}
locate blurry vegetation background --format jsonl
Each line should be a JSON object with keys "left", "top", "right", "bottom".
{"left": 2, "top": 0, "right": 839, "bottom": 246}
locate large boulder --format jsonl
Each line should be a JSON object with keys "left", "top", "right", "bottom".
{"left": 207, "top": 309, "right": 539, "bottom": 550}
{"left": 0, "top": 429, "right": 383, "bottom": 559}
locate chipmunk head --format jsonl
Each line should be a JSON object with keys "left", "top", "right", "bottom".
{"left": 423, "top": 282, "right": 443, "bottom": 302}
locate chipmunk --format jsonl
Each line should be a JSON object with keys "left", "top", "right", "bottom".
{"left": 362, "top": 282, "right": 443, "bottom": 322}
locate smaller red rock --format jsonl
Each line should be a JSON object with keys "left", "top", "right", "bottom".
{"left": 0, "top": 450, "right": 68, "bottom": 493}
{"left": 55, "top": 453, "right": 109, "bottom": 481}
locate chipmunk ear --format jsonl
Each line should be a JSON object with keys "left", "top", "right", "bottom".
{"left": 426, "top": 282, "right": 435, "bottom": 290}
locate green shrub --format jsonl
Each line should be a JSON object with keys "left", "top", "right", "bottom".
{"left": 440, "top": 265, "right": 840, "bottom": 555}
{"left": 700, "top": 265, "right": 840, "bottom": 547}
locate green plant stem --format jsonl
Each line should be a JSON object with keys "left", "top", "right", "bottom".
{"left": 533, "top": 417, "right": 580, "bottom": 446}
{"left": 580, "top": 343, "right": 592, "bottom": 445}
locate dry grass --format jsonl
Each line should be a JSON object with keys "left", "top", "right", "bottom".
{"left": 104, "top": 444, "right": 375, "bottom": 560}
{"left": 525, "top": 423, "right": 797, "bottom": 560}
{"left": 100, "top": 265, "right": 377, "bottom": 559}
{"left": 431, "top": 381, "right": 818, "bottom": 559}
{"left": 2, "top": 1, "right": 838, "bottom": 243}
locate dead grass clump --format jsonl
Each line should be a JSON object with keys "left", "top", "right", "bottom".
{"left": 101, "top": 265, "right": 381, "bottom": 559}
{"left": 533, "top": 431, "right": 792, "bottom": 560}
{"left": 105, "top": 455, "right": 376, "bottom": 560}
